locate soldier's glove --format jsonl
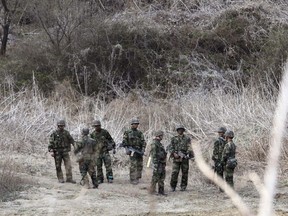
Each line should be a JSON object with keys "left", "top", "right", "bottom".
{"left": 212, "top": 155, "right": 216, "bottom": 161}
{"left": 113, "top": 149, "right": 116, "bottom": 154}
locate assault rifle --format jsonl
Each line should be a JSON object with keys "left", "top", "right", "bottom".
{"left": 174, "top": 151, "right": 194, "bottom": 161}
{"left": 118, "top": 143, "right": 145, "bottom": 156}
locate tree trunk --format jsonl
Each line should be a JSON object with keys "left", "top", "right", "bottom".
{"left": 0, "top": 24, "right": 10, "bottom": 55}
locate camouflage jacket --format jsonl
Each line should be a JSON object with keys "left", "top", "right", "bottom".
{"left": 90, "top": 129, "right": 115, "bottom": 154}
{"left": 170, "top": 134, "right": 192, "bottom": 161}
{"left": 221, "top": 140, "right": 236, "bottom": 164}
{"left": 48, "top": 129, "right": 74, "bottom": 152}
{"left": 74, "top": 135, "right": 99, "bottom": 161}
{"left": 122, "top": 128, "right": 146, "bottom": 152}
{"left": 150, "top": 139, "right": 167, "bottom": 166}
{"left": 212, "top": 137, "right": 226, "bottom": 162}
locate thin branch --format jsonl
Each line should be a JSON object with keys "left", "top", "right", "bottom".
{"left": 258, "top": 61, "right": 288, "bottom": 216}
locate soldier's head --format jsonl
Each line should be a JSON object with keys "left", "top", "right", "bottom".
{"left": 57, "top": 119, "right": 66, "bottom": 130}
{"left": 131, "top": 118, "right": 140, "bottom": 129}
{"left": 216, "top": 127, "right": 227, "bottom": 137}
{"left": 154, "top": 130, "right": 164, "bottom": 140}
{"left": 82, "top": 128, "right": 89, "bottom": 135}
{"left": 224, "top": 130, "right": 234, "bottom": 140}
{"left": 176, "top": 125, "right": 185, "bottom": 135}
{"left": 92, "top": 120, "right": 101, "bottom": 131}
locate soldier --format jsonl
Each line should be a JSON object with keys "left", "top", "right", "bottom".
{"left": 221, "top": 130, "right": 237, "bottom": 188}
{"left": 149, "top": 130, "right": 167, "bottom": 195}
{"left": 212, "top": 127, "right": 227, "bottom": 179}
{"left": 74, "top": 128, "right": 99, "bottom": 189}
{"left": 170, "top": 125, "right": 193, "bottom": 191}
{"left": 90, "top": 120, "right": 115, "bottom": 184}
{"left": 48, "top": 120, "right": 76, "bottom": 183}
{"left": 122, "top": 118, "right": 146, "bottom": 185}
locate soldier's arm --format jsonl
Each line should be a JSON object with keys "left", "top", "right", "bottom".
{"left": 212, "top": 140, "right": 219, "bottom": 161}
{"left": 221, "top": 144, "right": 229, "bottom": 164}
{"left": 48, "top": 133, "right": 55, "bottom": 152}
{"left": 140, "top": 132, "right": 146, "bottom": 153}
{"left": 122, "top": 131, "right": 129, "bottom": 147}
{"left": 150, "top": 142, "right": 158, "bottom": 165}
{"left": 170, "top": 137, "right": 176, "bottom": 153}
{"left": 67, "top": 131, "right": 75, "bottom": 146}
{"left": 187, "top": 137, "right": 194, "bottom": 158}
{"left": 105, "top": 130, "right": 116, "bottom": 148}
{"left": 73, "top": 141, "right": 83, "bottom": 154}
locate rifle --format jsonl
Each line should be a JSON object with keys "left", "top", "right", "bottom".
{"left": 177, "top": 151, "right": 193, "bottom": 160}
{"left": 118, "top": 143, "right": 145, "bottom": 156}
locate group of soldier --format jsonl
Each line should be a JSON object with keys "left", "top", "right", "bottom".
{"left": 48, "top": 118, "right": 237, "bottom": 195}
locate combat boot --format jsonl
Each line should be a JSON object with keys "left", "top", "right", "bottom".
{"left": 58, "top": 179, "right": 64, "bottom": 183}
{"left": 66, "top": 179, "right": 76, "bottom": 184}
{"left": 158, "top": 187, "right": 167, "bottom": 196}
{"left": 171, "top": 187, "right": 176, "bottom": 192}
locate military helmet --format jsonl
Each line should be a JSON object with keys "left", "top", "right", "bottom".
{"left": 82, "top": 128, "right": 89, "bottom": 135}
{"left": 131, "top": 118, "right": 140, "bottom": 125}
{"left": 57, "top": 119, "right": 66, "bottom": 126}
{"left": 154, "top": 130, "right": 164, "bottom": 137}
{"left": 176, "top": 125, "right": 185, "bottom": 131}
{"left": 225, "top": 130, "right": 234, "bottom": 138}
{"left": 217, "top": 127, "right": 227, "bottom": 133}
{"left": 92, "top": 120, "right": 101, "bottom": 126}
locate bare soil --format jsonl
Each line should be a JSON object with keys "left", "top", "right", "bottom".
{"left": 1, "top": 152, "right": 288, "bottom": 216}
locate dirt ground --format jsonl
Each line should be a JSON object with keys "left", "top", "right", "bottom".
{"left": 1, "top": 152, "right": 288, "bottom": 216}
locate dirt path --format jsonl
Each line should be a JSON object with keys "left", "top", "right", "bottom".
{"left": 1, "top": 153, "right": 288, "bottom": 216}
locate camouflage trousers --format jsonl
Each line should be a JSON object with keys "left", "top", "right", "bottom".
{"left": 150, "top": 163, "right": 166, "bottom": 193}
{"left": 96, "top": 151, "right": 113, "bottom": 182}
{"left": 214, "top": 161, "right": 224, "bottom": 179}
{"left": 170, "top": 159, "right": 189, "bottom": 189}
{"left": 79, "top": 159, "right": 98, "bottom": 187}
{"left": 130, "top": 153, "right": 143, "bottom": 181}
{"left": 53, "top": 151, "right": 73, "bottom": 181}
{"left": 224, "top": 166, "right": 235, "bottom": 188}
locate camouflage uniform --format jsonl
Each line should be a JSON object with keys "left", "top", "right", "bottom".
{"left": 122, "top": 128, "right": 146, "bottom": 182}
{"left": 170, "top": 129, "right": 192, "bottom": 191}
{"left": 90, "top": 128, "right": 115, "bottom": 183}
{"left": 150, "top": 137, "right": 167, "bottom": 195}
{"left": 221, "top": 139, "right": 237, "bottom": 188}
{"left": 74, "top": 130, "right": 99, "bottom": 188}
{"left": 48, "top": 128, "right": 75, "bottom": 182}
{"left": 212, "top": 136, "right": 226, "bottom": 178}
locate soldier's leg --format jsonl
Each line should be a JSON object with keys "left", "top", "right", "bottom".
{"left": 136, "top": 155, "right": 144, "bottom": 180}
{"left": 103, "top": 152, "right": 113, "bottom": 181}
{"left": 180, "top": 159, "right": 189, "bottom": 190}
{"left": 96, "top": 156, "right": 104, "bottom": 183}
{"left": 130, "top": 155, "right": 138, "bottom": 182}
{"left": 150, "top": 169, "right": 158, "bottom": 194}
{"left": 158, "top": 165, "right": 166, "bottom": 195}
{"left": 63, "top": 152, "right": 75, "bottom": 182}
{"left": 79, "top": 161, "right": 89, "bottom": 186}
{"left": 225, "top": 167, "right": 235, "bottom": 188}
{"left": 88, "top": 160, "right": 98, "bottom": 188}
{"left": 170, "top": 161, "right": 181, "bottom": 190}
{"left": 54, "top": 152, "right": 64, "bottom": 182}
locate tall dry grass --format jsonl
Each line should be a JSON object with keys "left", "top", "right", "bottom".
{"left": 0, "top": 74, "right": 283, "bottom": 204}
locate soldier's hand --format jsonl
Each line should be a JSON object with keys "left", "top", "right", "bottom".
{"left": 113, "top": 149, "right": 116, "bottom": 154}
{"left": 50, "top": 152, "right": 55, "bottom": 157}
{"left": 173, "top": 153, "right": 180, "bottom": 159}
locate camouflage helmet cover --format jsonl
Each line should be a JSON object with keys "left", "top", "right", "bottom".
{"left": 131, "top": 118, "right": 140, "bottom": 125}
{"left": 217, "top": 127, "right": 227, "bottom": 133}
{"left": 92, "top": 120, "right": 101, "bottom": 126}
{"left": 176, "top": 125, "right": 185, "bottom": 131}
{"left": 225, "top": 130, "right": 234, "bottom": 138}
{"left": 57, "top": 119, "right": 66, "bottom": 126}
{"left": 154, "top": 130, "right": 164, "bottom": 137}
{"left": 82, "top": 128, "right": 89, "bottom": 135}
